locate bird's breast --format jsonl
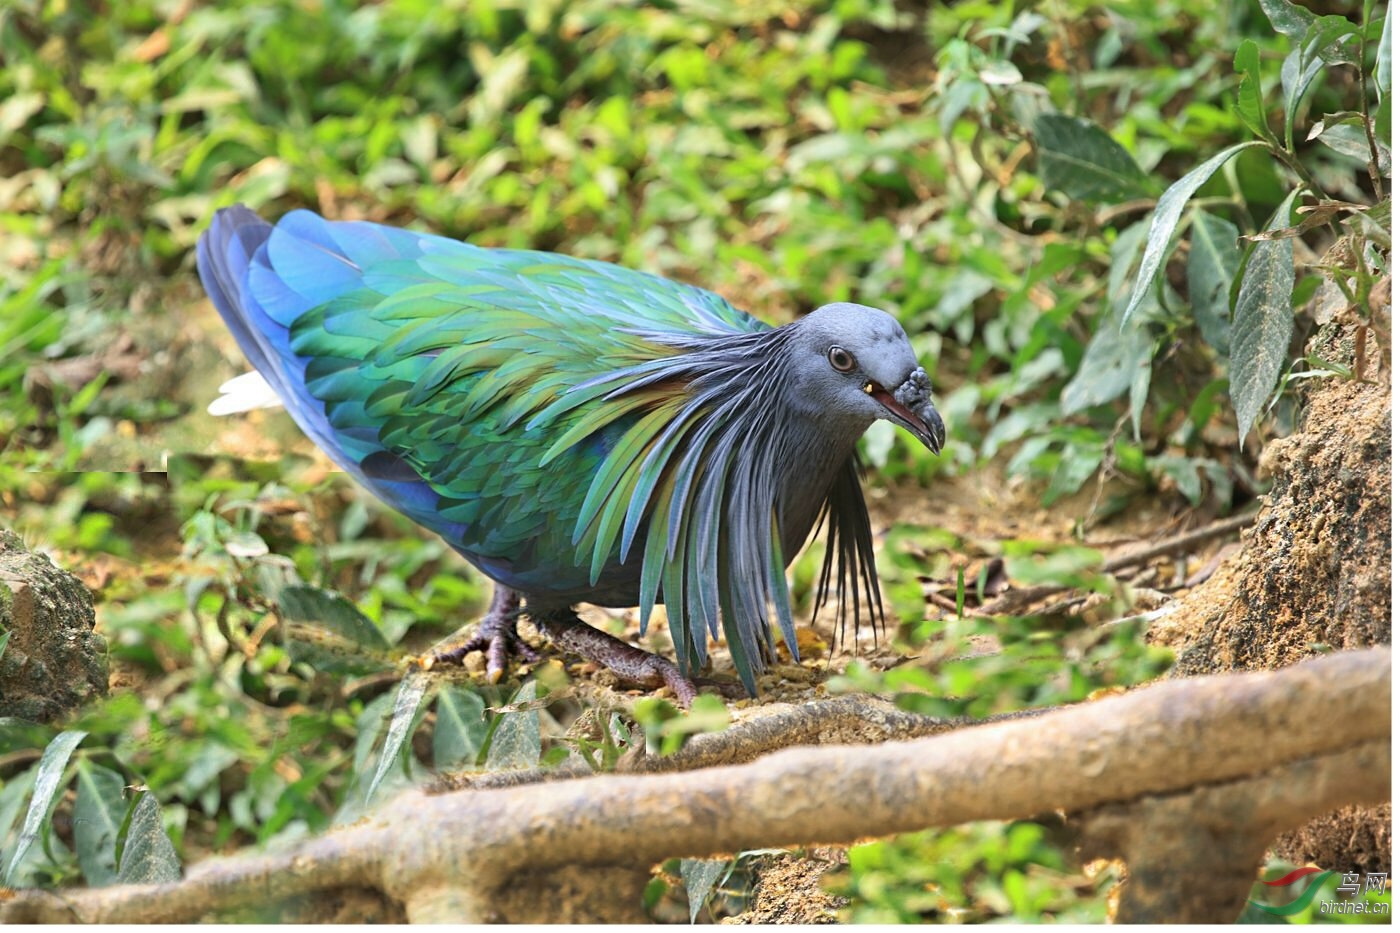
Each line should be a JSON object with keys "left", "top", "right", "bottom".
{"left": 775, "top": 431, "right": 863, "bottom": 563}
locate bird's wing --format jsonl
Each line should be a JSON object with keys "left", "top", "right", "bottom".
{"left": 197, "top": 206, "right": 767, "bottom": 598}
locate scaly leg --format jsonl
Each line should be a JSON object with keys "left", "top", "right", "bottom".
{"left": 425, "top": 590, "right": 707, "bottom": 705}
{"left": 425, "top": 585, "right": 538, "bottom": 683}
{"left": 532, "top": 609, "right": 699, "bottom": 707}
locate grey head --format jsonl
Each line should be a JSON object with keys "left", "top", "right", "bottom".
{"left": 783, "top": 302, "right": 945, "bottom": 453}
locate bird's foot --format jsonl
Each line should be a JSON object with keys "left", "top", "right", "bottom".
{"left": 533, "top": 613, "right": 699, "bottom": 707}
{"left": 421, "top": 586, "right": 539, "bottom": 683}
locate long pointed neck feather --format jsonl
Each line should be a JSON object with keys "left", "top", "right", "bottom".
{"left": 549, "top": 325, "right": 883, "bottom": 692}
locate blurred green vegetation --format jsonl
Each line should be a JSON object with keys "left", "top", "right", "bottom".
{"left": 0, "top": 0, "right": 1389, "bottom": 922}
{"left": 838, "top": 820, "right": 1117, "bottom": 923}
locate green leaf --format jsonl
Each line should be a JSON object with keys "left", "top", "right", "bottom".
{"left": 1128, "top": 338, "right": 1153, "bottom": 441}
{"left": 116, "top": 792, "right": 181, "bottom": 884}
{"left": 0, "top": 92, "right": 44, "bottom": 145}
{"left": 223, "top": 530, "right": 269, "bottom": 558}
{"left": 1122, "top": 141, "right": 1265, "bottom": 325}
{"left": 1151, "top": 455, "right": 1230, "bottom": 508}
{"left": 3, "top": 729, "right": 85, "bottom": 886}
{"left": 1280, "top": 47, "right": 1324, "bottom": 154}
{"left": 1314, "top": 123, "right": 1387, "bottom": 172}
{"left": 1188, "top": 211, "right": 1244, "bottom": 356}
{"left": 484, "top": 680, "right": 541, "bottom": 771}
{"left": 1032, "top": 113, "right": 1153, "bottom": 203}
{"left": 1278, "top": 17, "right": 1360, "bottom": 151}
{"left": 1378, "top": 3, "right": 1392, "bottom": 98}
{"left": 680, "top": 857, "right": 730, "bottom": 922}
{"left": 1061, "top": 316, "right": 1154, "bottom": 415}
{"left": 861, "top": 418, "right": 896, "bottom": 469}
{"left": 0, "top": 766, "right": 38, "bottom": 873}
{"left": 1105, "top": 218, "right": 1156, "bottom": 316}
{"left": 1233, "top": 41, "right": 1276, "bottom": 145}
{"left": 278, "top": 584, "right": 394, "bottom": 675}
{"left": 366, "top": 671, "right": 430, "bottom": 804}
{"left": 173, "top": 744, "right": 239, "bottom": 803}
{"left": 1153, "top": 455, "right": 1203, "bottom": 505}
{"left": 1044, "top": 439, "right": 1108, "bottom": 505}
{"left": 1259, "top": 0, "right": 1318, "bottom": 43}
{"left": 432, "top": 685, "right": 489, "bottom": 771}
{"left": 1230, "top": 188, "right": 1302, "bottom": 444}
{"left": 634, "top": 694, "right": 732, "bottom": 757}
{"left": 1308, "top": 16, "right": 1363, "bottom": 67}
{"left": 1260, "top": 0, "right": 1358, "bottom": 66}
{"left": 73, "top": 760, "right": 127, "bottom": 887}
{"left": 1003, "top": 547, "right": 1105, "bottom": 587}
{"left": 334, "top": 692, "right": 398, "bottom": 825}
{"left": 279, "top": 584, "right": 391, "bottom": 649}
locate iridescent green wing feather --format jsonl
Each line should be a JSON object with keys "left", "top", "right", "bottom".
{"left": 254, "top": 215, "right": 767, "bottom": 603}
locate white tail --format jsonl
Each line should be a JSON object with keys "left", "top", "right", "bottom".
{"left": 208, "top": 371, "right": 283, "bottom": 415}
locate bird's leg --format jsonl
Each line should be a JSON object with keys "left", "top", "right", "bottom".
{"left": 532, "top": 610, "right": 699, "bottom": 707}
{"left": 425, "top": 584, "right": 539, "bottom": 683}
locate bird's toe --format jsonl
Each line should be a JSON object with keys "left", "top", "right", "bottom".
{"left": 422, "top": 587, "right": 535, "bottom": 681}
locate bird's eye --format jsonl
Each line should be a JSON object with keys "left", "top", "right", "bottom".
{"left": 828, "top": 345, "right": 856, "bottom": 373}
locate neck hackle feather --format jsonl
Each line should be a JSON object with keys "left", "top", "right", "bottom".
{"left": 534, "top": 325, "right": 884, "bottom": 690}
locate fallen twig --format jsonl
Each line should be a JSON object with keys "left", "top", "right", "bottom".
{"left": 972, "top": 512, "right": 1255, "bottom": 616}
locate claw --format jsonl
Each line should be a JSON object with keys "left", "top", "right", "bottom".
{"left": 459, "top": 625, "right": 540, "bottom": 682}
{"left": 423, "top": 586, "right": 535, "bottom": 681}
{"left": 422, "top": 587, "right": 708, "bottom": 706}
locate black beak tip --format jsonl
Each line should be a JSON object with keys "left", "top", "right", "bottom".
{"left": 921, "top": 406, "right": 946, "bottom": 455}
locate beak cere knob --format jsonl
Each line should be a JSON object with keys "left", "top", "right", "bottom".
{"left": 893, "top": 367, "right": 946, "bottom": 454}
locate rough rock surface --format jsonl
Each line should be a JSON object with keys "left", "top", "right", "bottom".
{"left": 1155, "top": 320, "right": 1391, "bottom": 874}
{"left": 723, "top": 851, "right": 847, "bottom": 924}
{"left": 1172, "top": 343, "right": 1389, "bottom": 674}
{"left": 0, "top": 527, "right": 108, "bottom": 721}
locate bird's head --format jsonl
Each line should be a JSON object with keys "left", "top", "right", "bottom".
{"left": 786, "top": 302, "right": 945, "bottom": 454}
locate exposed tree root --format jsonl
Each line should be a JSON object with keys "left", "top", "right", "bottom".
{"left": 1080, "top": 741, "right": 1388, "bottom": 923}
{"left": 1, "top": 647, "right": 1387, "bottom": 924}
{"left": 438, "top": 693, "right": 1043, "bottom": 791}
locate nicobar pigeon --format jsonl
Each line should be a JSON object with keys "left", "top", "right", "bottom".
{"left": 197, "top": 206, "right": 944, "bottom": 703}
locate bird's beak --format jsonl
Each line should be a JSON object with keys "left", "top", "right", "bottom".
{"left": 867, "top": 367, "right": 945, "bottom": 454}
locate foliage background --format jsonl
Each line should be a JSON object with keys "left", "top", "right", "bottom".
{"left": 0, "top": 0, "right": 1389, "bottom": 922}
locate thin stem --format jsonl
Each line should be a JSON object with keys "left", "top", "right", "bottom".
{"left": 1356, "top": 7, "right": 1386, "bottom": 202}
